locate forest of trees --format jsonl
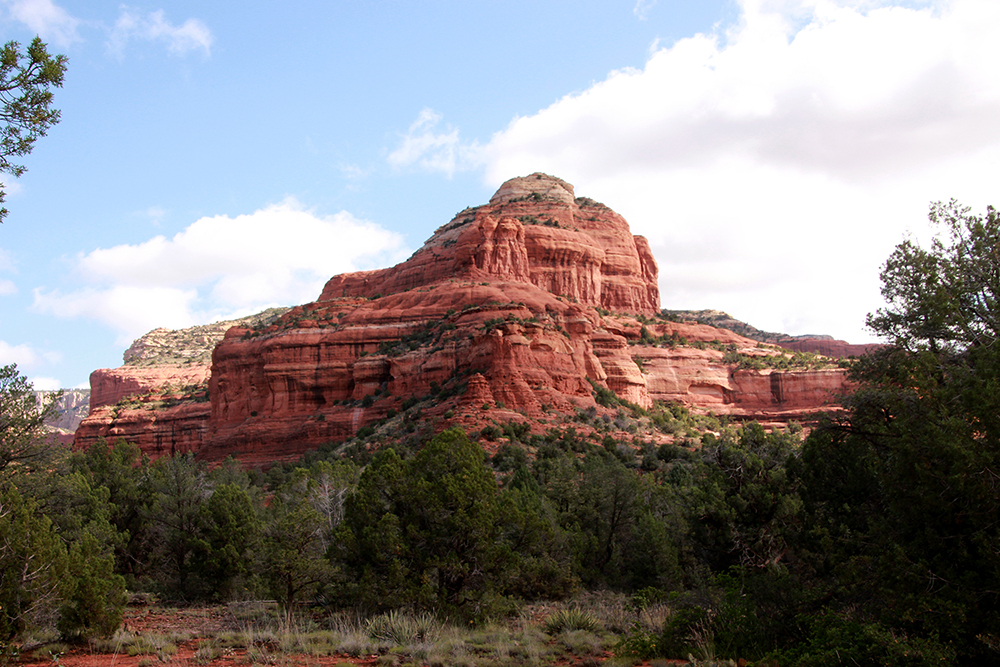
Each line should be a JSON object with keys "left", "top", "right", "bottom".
{"left": 2, "top": 202, "right": 998, "bottom": 666}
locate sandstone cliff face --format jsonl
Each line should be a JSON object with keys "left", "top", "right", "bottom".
{"left": 89, "top": 366, "right": 211, "bottom": 412}
{"left": 75, "top": 174, "right": 854, "bottom": 465}
{"left": 36, "top": 389, "right": 91, "bottom": 432}
{"left": 319, "top": 173, "right": 659, "bottom": 315}
{"left": 76, "top": 368, "right": 212, "bottom": 459}
{"left": 80, "top": 401, "right": 211, "bottom": 459}
{"left": 76, "top": 311, "right": 286, "bottom": 458}
{"left": 36, "top": 389, "right": 92, "bottom": 445}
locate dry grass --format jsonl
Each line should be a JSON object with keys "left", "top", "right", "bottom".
{"left": 88, "top": 628, "right": 186, "bottom": 662}
{"left": 75, "top": 597, "right": 679, "bottom": 667}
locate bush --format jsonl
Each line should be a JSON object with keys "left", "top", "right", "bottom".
{"left": 365, "top": 610, "right": 438, "bottom": 645}
{"left": 478, "top": 425, "right": 500, "bottom": 441}
{"left": 588, "top": 379, "right": 620, "bottom": 407}
{"left": 544, "top": 608, "right": 600, "bottom": 634}
{"left": 658, "top": 605, "right": 715, "bottom": 660}
{"left": 774, "top": 614, "right": 957, "bottom": 667}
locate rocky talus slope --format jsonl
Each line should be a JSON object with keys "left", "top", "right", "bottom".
{"left": 75, "top": 174, "right": 855, "bottom": 465}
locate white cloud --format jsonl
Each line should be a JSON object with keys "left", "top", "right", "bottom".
{"left": 0, "top": 340, "right": 39, "bottom": 366}
{"left": 339, "top": 163, "right": 367, "bottom": 180}
{"left": 0, "top": 246, "right": 14, "bottom": 273}
{"left": 33, "top": 285, "right": 200, "bottom": 346}
{"left": 388, "top": 109, "right": 480, "bottom": 178}
{"left": 2, "top": 0, "right": 81, "bottom": 47}
{"left": 0, "top": 176, "right": 23, "bottom": 199}
{"left": 30, "top": 376, "right": 60, "bottom": 390}
{"left": 33, "top": 199, "right": 408, "bottom": 344}
{"left": 0, "top": 339, "right": 59, "bottom": 368}
{"left": 463, "top": 0, "right": 1000, "bottom": 343}
{"left": 0, "top": 279, "right": 16, "bottom": 295}
{"left": 107, "top": 6, "right": 213, "bottom": 57}
{"left": 483, "top": 1, "right": 1000, "bottom": 184}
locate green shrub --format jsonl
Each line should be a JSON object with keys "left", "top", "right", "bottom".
{"left": 544, "top": 608, "right": 600, "bottom": 634}
{"left": 365, "top": 610, "right": 438, "bottom": 645}
{"left": 614, "top": 628, "right": 662, "bottom": 660}
{"left": 658, "top": 606, "right": 714, "bottom": 660}
{"left": 773, "top": 614, "right": 956, "bottom": 667}
{"left": 478, "top": 425, "right": 500, "bottom": 441}
{"left": 588, "top": 378, "right": 620, "bottom": 407}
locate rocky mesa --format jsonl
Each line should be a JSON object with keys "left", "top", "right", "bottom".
{"left": 75, "top": 174, "right": 856, "bottom": 466}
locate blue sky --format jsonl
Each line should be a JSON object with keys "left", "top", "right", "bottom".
{"left": 1, "top": 0, "right": 998, "bottom": 390}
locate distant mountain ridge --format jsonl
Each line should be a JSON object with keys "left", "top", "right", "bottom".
{"left": 662, "top": 309, "right": 790, "bottom": 343}
{"left": 664, "top": 309, "right": 880, "bottom": 358}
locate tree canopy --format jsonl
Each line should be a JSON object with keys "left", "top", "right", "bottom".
{"left": 0, "top": 368, "right": 125, "bottom": 650}
{"left": 0, "top": 363, "right": 57, "bottom": 474}
{"left": 868, "top": 199, "right": 1000, "bottom": 353}
{"left": 0, "top": 37, "right": 66, "bottom": 222}
{"left": 789, "top": 200, "right": 1000, "bottom": 664}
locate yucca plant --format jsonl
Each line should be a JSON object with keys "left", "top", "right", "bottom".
{"left": 365, "top": 610, "right": 439, "bottom": 645}
{"left": 544, "top": 608, "right": 600, "bottom": 634}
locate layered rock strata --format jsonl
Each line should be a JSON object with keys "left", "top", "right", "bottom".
{"left": 319, "top": 173, "right": 659, "bottom": 315}
{"left": 75, "top": 174, "right": 853, "bottom": 465}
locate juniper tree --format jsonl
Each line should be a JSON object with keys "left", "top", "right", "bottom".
{"left": 0, "top": 37, "right": 66, "bottom": 221}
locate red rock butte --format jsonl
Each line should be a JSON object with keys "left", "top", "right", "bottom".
{"left": 319, "top": 173, "right": 660, "bottom": 314}
{"left": 75, "top": 173, "right": 854, "bottom": 466}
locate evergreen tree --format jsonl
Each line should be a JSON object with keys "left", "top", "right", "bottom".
{"left": 145, "top": 453, "right": 210, "bottom": 597}
{"left": 70, "top": 438, "right": 152, "bottom": 580}
{"left": 191, "top": 483, "right": 261, "bottom": 601}
{"left": 0, "top": 37, "right": 66, "bottom": 221}
{"left": 335, "top": 429, "right": 519, "bottom": 619}
{"left": 0, "top": 364, "right": 57, "bottom": 474}
{"left": 793, "top": 201, "right": 1000, "bottom": 664}
{"left": 0, "top": 485, "right": 68, "bottom": 642}
{"left": 260, "top": 487, "right": 332, "bottom": 621}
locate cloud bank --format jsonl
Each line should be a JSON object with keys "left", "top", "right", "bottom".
{"left": 395, "top": 0, "right": 1000, "bottom": 342}
{"left": 0, "top": 339, "right": 61, "bottom": 390}
{"left": 34, "top": 199, "right": 408, "bottom": 345}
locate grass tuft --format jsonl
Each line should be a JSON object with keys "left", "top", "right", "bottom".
{"left": 365, "top": 610, "right": 439, "bottom": 645}
{"left": 544, "top": 608, "right": 601, "bottom": 634}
